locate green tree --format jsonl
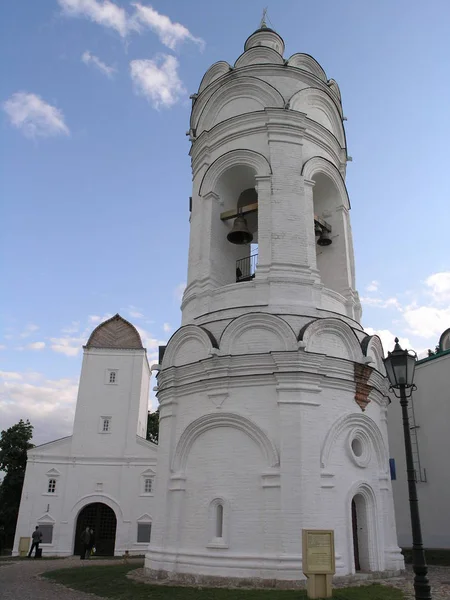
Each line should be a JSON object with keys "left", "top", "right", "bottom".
{"left": 0, "top": 419, "right": 34, "bottom": 552}
{"left": 146, "top": 408, "right": 159, "bottom": 444}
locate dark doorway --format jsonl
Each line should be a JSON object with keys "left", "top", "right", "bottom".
{"left": 352, "top": 499, "right": 361, "bottom": 571}
{"left": 74, "top": 503, "right": 117, "bottom": 556}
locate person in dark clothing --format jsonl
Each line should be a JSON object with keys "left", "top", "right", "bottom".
{"left": 28, "top": 526, "right": 42, "bottom": 557}
{"left": 87, "top": 528, "right": 95, "bottom": 559}
{"left": 80, "top": 526, "right": 91, "bottom": 559}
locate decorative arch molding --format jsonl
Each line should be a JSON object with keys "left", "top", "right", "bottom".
{"left": 361, "top": 335, "right": 386, "bottom": 375}
{"left": 347, "top": 480, "right": 382, "bottom": 572}
{"left": 327, "top": 78, "right": 342, "bottom": 102}
{"left": 196, "top": 76, "right": 284, "bottom": 133}
{"left": 220, "top": 312, "right": 298, "bottom": 355}
{"left": 234, "top": 46, "right": 284, "bottom": 68}
{"left": 137, "top": 513, "right": 152, "bottom": 522}
{"left": 301, "top": 156, "right": 350, "bottom": 210}
{"left": 172, "top": 412, "right": 280, "bottom": 473}
{"left": 321, "top": 413, "right": 388, "bottom": 473}
{"left": 287, "top": 53, "right": 327, "bottom": 81}
{"left": 162, "top": 325, "right": 218, "bottom": 368}
{"left": 198, "top": 61, "right": 231, "bottom": 94}
{"left": 199, "top": 149, "right": 272, "bottom": 197}
{"left": 70, "top": 493, "right": 124, "bottom": 522}
{"left": 439, "top": 327, "right": 450, "bottom": 351}
{"left": 300, "top": 317, "right": 364, "bottom": 363}
{"left": 289, "top": 87, "right": 344, "bottom": 144}
{"left": 37, "top": 512, "right": 56, "bottom": 524}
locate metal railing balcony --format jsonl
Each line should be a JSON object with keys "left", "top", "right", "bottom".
{"left": 236, "top": 252, "right": 258, "bottom": 283}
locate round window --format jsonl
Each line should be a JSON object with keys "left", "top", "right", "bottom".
{"left": 351, "top": 438, "right": 363, "bottom": 457}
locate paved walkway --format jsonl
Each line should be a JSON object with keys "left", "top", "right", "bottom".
{"left": 0, "top": 557, "right": 142, "bottom": 600}
{"left": 0, "top": 558, "right": 449, "bottom": 599}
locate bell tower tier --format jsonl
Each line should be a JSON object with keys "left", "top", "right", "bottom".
{"left": 146, "top": 25, "right": 403, "bottom": 584}
{"left": 182, "top": 26, "right": 361, "bottom": 328}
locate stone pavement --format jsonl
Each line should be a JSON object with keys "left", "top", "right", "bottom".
{"left": 0, "top": 557, "right": 449, "bottom": 599}
{"left": 0, "top": 557, "right": 142, "bottom": 600}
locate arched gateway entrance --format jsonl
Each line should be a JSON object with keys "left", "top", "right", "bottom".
{"left": 74, "top": 503, "right": 117, "bottom": 556}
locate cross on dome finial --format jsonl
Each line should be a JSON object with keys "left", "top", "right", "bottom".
{"left": 260, "top": 7, "right": 268, "bottom": 28}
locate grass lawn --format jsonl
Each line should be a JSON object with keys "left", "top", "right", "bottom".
{"left": 43, "top": 564, "right": 405, "bottom": 599}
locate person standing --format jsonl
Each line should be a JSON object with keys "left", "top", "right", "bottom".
{"left": 28, "top": 526, "right": 42, "bottom": 558}
{"left": 80, "top": 526, "right": 91, "bottom": 560}
{"left": 87, "top": 528, "right": 95, "bottom": 559}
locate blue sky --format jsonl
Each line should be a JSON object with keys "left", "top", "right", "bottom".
{"left": 1, "top": 0, "right": 449, "bottom": 444}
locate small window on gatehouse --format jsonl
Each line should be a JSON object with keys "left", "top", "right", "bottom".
{"left": 47, "top": 479, "right": 56, "bottom": 493}
{"left": 109, "top": 371, "right": 116, "bottom": 384}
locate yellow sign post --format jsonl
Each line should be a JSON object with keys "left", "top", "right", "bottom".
{"left": 302, "top": 529, "right": 335, "bottom": 599}
{"left": 18, "top": 537, "right": 31, "bottom": 557}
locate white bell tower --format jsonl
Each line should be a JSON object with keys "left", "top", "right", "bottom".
{"left": 147, "top": 25, "right": 403, "bottom": 584}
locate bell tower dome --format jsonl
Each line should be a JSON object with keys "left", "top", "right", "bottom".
{"left": 147, "top": 25, "right": 403, "bottom": 584}
{"left": 182, "top": 22, "right": 360, "bottom": 328}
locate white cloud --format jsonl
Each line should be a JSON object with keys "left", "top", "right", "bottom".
{"left": 3, "top": 92, "right": 69, "bottom": 138}
{"left": 82, "top": 50, "right": 116, "bottom": 77}
{"left": 365, "top": 280, "right": 379, "bottom": 293}
{"left": 0, "top": 345, "right": 6, "bottom": 351}
{"left": 88, "top": 313, "right": 113, "bottom": 324}
{"left": 360, "top": 296, "right": 400, "bottom": 310}
{"left": 58, "top": 0, "right": 130, "bottom": 37}
{"left": 0, "top": 371, "right": 78, "bottom": 445}
{"left": 163, "top": 323, "right": 172, "bottom": 333}
{"left": 364, "top": 328, "right": 413, "bottom": 357}
{"left": 19, "top": 323, "right": 39, "bottom": 338}
{"left": 27, "top": 341, "right": 46, "bottom": 351}
{"left": 0, "top": 371, "right": 23, "bottom": 381}
{"left": 50, "top": 335, "right": 85, "bottom": 357}
{"left": 131, "top": 3, "right": 204, "bottom": 50}
{"left": 403, "top": 305, "right": 450, "bottom": 340}
{"left": 174, "top": 281, "right": 186, "bottom": 303}
{"left": 425, "top": 271, "right": 450, "bottom": 303}
{"left": 128, "top": 306, "right": 144, "bottom": 319}
{"left": 130, "top": 55, "right": 185, "bottom": 109}
{"left": 58, "top": 0, "right": 204, "bottom": 52}
{"left": 62, "top": 321, "right": 80, "bottom": 334}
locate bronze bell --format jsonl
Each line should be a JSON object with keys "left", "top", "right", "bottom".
{"left": 227, "top": 214, "right": 253, "bottom": 245}
{"left": 317, "top": 229, "right": 332, "bottom": 246}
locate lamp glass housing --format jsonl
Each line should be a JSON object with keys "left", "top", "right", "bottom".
{"left": 383, "top": 339, "right": 417, "bottom": 388}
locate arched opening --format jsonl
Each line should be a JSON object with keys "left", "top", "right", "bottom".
{"left": 312, "top": 172, "right": 352, "bottom": 297}
{"left": 351, "top": 494, "right": 370, "bottom": 572}
{"left": 214, "top": 165, "right": 259, "bottom": 286}
{"left": 74, "top": 502, "right": 117, "bottom": 556}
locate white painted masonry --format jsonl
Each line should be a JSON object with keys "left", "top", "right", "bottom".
{"left": 388, "top": 329, "right": 450, "bottom": 549}
{"left": 13, "top": 315, "right": 157, "bottom": 557}
{"left": 145, "top": 25, "right": 403, "bottom": 582}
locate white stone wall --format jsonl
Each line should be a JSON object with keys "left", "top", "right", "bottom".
{"left": 388, "top": 352, "right": 450, "bottom": 548}
{"left": 13, "top": 342, "right": 157, "bottom": 556}
{"left": 146, "top": 27, "right": 401, "bottom": 583}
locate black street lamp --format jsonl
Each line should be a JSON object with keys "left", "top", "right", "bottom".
{"left": 384, "top": 338, "right": 432, "bottom": 600}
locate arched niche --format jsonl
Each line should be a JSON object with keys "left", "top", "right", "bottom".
{"left": 162, "top": 325, "right": 217, "bottom": 368}
{"left": 321, "top": 413, "right": 388, "bottom": 473}
{"left": 289, "top": 88, "right": 344, "bottom": 145}
{"left": 302, "top": 157, "right": 355, "bottom": 298}
{"left": 198, "top": 61, "right": 231, "bottom": 94}
{"left": 287, "top": 53, "right": 327, "bottom": 81}
{"left": 195, "top": 76, "right": 284, "bottom": 134}
{"left": 220, "top": 313, "right": 297, "bottom": 355}
{"left": 300, "top": 318, "right": 364, "bottom": 363}
{"left": 234, "top": 46, "right": 284, "bottom": 69}
{"left": 171, "top": 412, "right": 279, "bottom": 474}
{"left": 199, "top": 150, "right": 272, "bottom": 288}
{"left": 361, "top": 335, "right": 386, "bottom": 375}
